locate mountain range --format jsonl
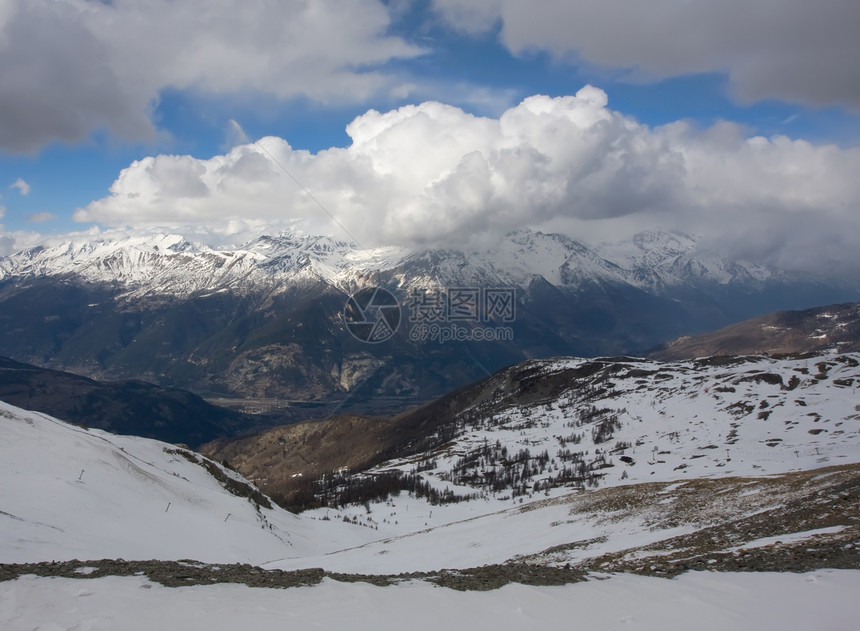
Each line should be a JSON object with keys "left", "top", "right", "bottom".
{"left": 1, "top": 229, "right": 856, "bottom": 411}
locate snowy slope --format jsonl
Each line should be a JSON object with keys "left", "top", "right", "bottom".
{"left": 312, "top": 353, "right": 860, "bottom": 506}
{"left": 269, "top": 352, "right": 860, "bottom": 573}
{"left": 0, "top": 401, "right": 370, "bottom": 564}
{"left": 479, "top": 230, "right": 631, "bottom": 288}
{"left": 2, "top": 350, "right": 859, "bottom": 631}
{"left": 385, "top": 230, "right": 633, "bottom": 293}
{"left": 4, "top": 570, "right": 860, "bottom": 631}
{"left": 351, "top": 352, "right": 860, "bottom": 494}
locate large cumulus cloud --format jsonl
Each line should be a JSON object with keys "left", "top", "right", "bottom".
{"left": 0, "top": 0, "right": 421, "bottom": 152}
{"left": 74, "top": 87, "right": 860, "bottom": 275}
{"left": 433, "top": 0, "right": 860, "bottom": 111}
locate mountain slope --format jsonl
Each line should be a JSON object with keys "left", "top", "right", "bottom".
{"left": 204, "top": 351, "right": 860, "bottom": 515}
{"left": 371, "top": 351, "right": 860, "bottom": 493}
{"left": 238, "top": 349, "right": 860, "bottom": 576}
{"left": 0, "top": 356, "right": 250, "bottom": 447}
{"left": 651, "top": 302, "right": 860, "bottom": 360}
{"left": 0, "top": 400, "right": 369, "bottom": 564}
{"left": 201, "top": 413, "right": 397, "bottom": 509}
{"left": 266, "top": 463, "right": 860, "bottom": 575}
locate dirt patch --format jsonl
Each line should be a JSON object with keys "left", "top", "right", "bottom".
{"left": 0, "top": 559, "right": 585, "bottom": 592}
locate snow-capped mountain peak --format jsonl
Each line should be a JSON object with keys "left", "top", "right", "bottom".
{"left": 0, "top": 228, "right": 808, "bottom": 298}
{"left": 597, "top": 229, "right": 779, "bottom": 288}
{"left": 486, "top": 230, "right": 627, "bottom": 287}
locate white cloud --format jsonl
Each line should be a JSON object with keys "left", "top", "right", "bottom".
{"left": 74, "top": 87, "right": 860, "bottom": 276}
{"left": 0, "top": 0, "right": 422, "bottom": 152}
{"left": 0, "top": 206, "right": 14, "bottom": 258}
{"left": 10, "top": 178, "right": 30, "bottom": 195}
{"left": 0, "top": 224, "right": 46, "bottom": 257}
{"left": 432, "top": 0, "right": 503, "bottom": 35}
{"left": 27, "top": 212, "right": 54, "bottom": 223}
{"left": 432, "top": 0, "right": 860, "bottom": 111}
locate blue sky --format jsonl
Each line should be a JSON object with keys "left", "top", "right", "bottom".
{"left": 1, "top": 0, "right": 859, "bottom": 275}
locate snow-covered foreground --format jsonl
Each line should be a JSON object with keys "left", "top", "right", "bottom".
{"left": 0, "top": 401, "right": 372, "bottom": 565}
{"left": 2, "top": 570, "right": 859, "bottom": 631}
{"left": 2, "top": 362, "right": 859, "bottom": 631}
{"left": 267, "top": 463, "right": 860, "bottom": 574}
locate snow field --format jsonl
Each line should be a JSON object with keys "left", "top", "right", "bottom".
{"left": 2, "top": 570, "right": 859, "bottom": 631}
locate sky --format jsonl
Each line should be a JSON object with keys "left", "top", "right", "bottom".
{"left": 1, "top": 0, "right": 860, "bottom": 276}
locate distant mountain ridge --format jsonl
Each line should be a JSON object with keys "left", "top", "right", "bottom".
{"left": 1, "top": 229, "right": 856, "bottom": 405}
{"left": 596, "top": 230, "right": 778, "bottom": 289}
{"left": 0, "top": 229, "right": 805, "bottom": 295}
{"left": 0, "top": 233, "right": 406, "bottom": 298}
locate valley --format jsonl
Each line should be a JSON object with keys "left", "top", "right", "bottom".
{"left": 2, "top": 230, "right": 856, "bottom": 409}
{"left": 1, "top": 236, "right": 858, "bottom": 629}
